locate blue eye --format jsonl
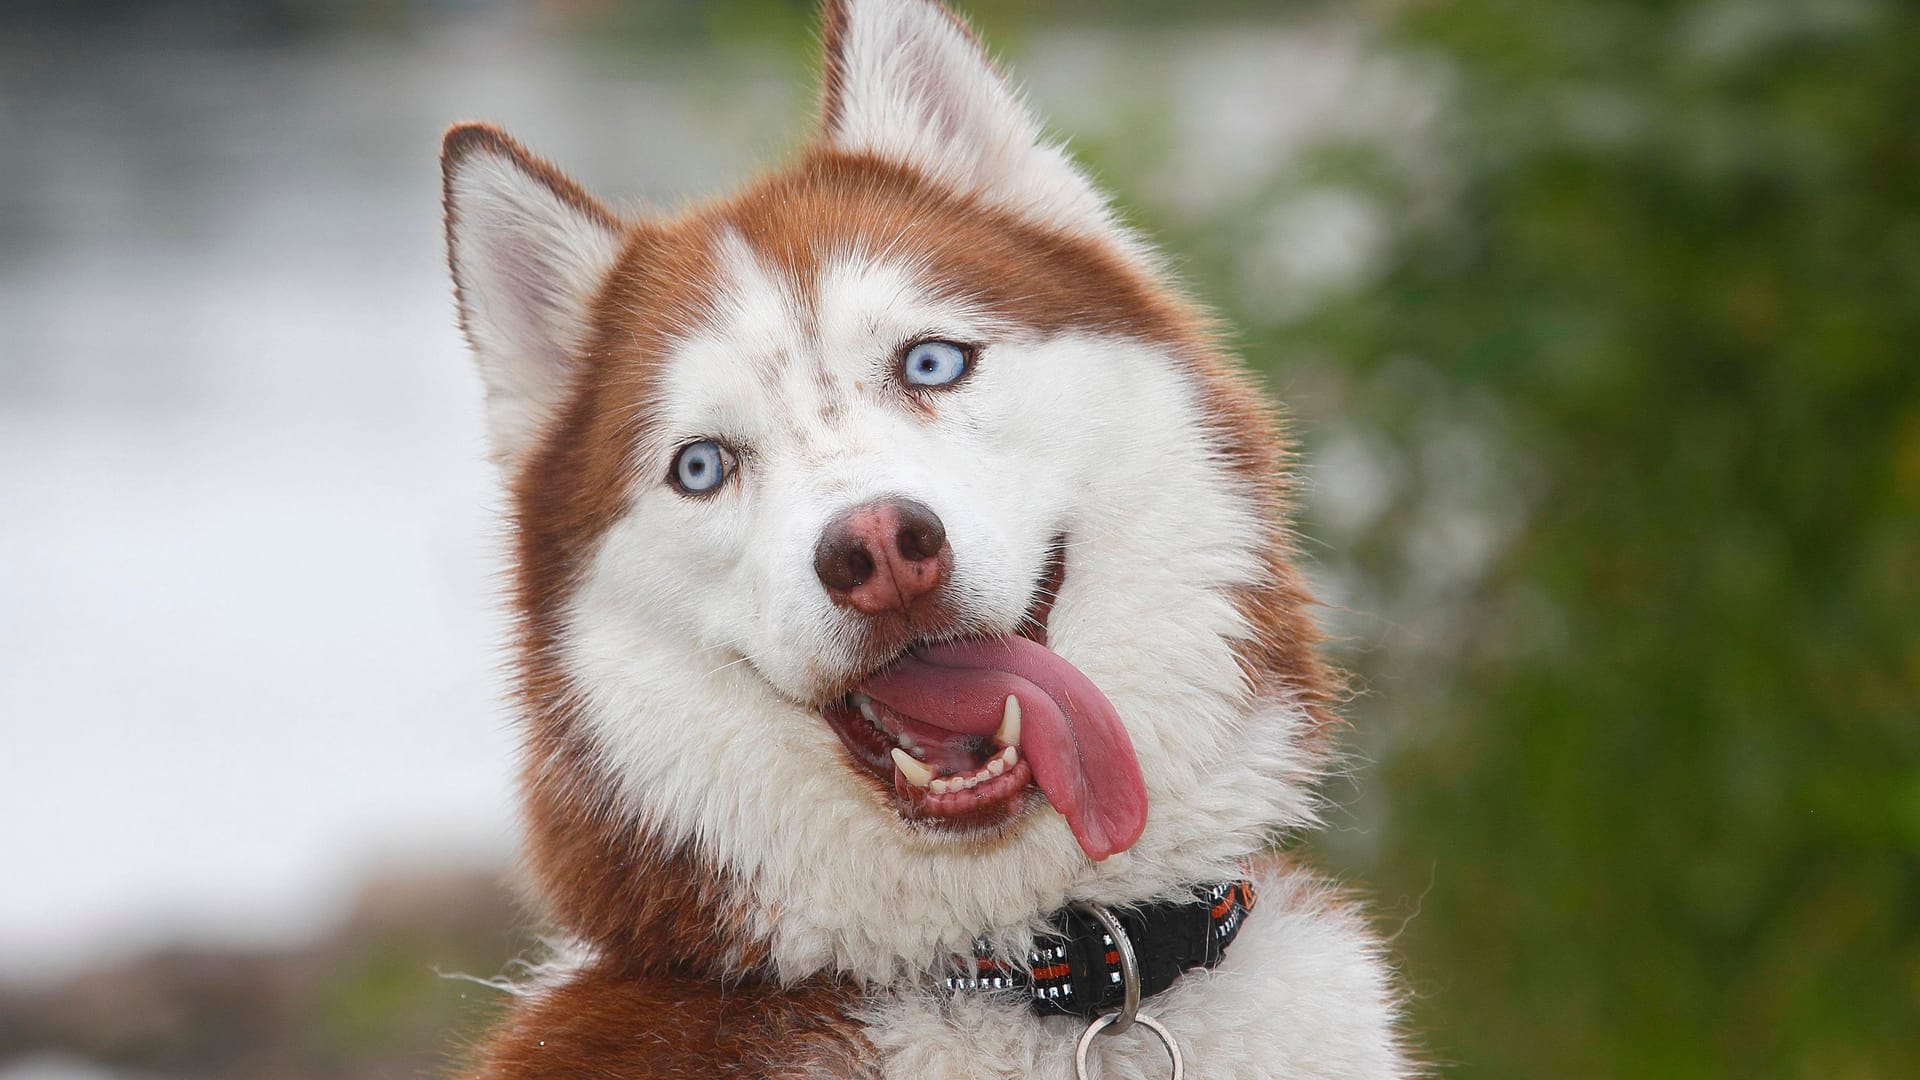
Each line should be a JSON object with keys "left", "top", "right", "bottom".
{"left": 901, "top": 340, "right": 970, "bottom": 387}
{"left": 671, "top": 440, "right": 731, "bottom": 494}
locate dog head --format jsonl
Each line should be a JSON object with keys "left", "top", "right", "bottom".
{"left": 442, "top": 0, "right": 1334, "bottom": 981}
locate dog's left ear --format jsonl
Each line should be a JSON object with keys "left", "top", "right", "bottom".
{"left": 819, "top": 0, "right": 1126, "bottom": 244}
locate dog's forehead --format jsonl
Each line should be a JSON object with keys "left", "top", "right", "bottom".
{"left": 579, "top": 155, "right": 1194, "bottom": 471}
{"left": 652, "top": 228, "right": 990, "bottom": 439}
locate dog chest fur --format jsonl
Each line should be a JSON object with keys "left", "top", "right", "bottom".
{"left": 859, "top": 860, "right": 1408, "bottom": 1079}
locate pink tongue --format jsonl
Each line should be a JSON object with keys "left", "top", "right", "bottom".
{"left": 860, "top": 636, "right": 1147, "bottom": 861}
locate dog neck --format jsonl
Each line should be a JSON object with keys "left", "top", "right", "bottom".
{"left": 946, "top": 875, "right": 1258, "bottom": 1017}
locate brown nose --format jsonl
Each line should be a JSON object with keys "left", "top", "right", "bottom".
{"left": 813, "top": 497, "right": 950, "bottom": 614}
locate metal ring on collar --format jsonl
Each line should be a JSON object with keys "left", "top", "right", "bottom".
{"left": 1072, "top": 903, "right": 1140, "bottom": 1033}
{"left": 1071, "top": 1011, "right": 1183, "bottom": 1080}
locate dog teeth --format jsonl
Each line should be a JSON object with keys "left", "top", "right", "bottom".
{"left": 891, "top": 748, "right": 933, "bottom": 788}
{"left": 995, "top": 695, "right": 1021, "bottom": 746}
{"left": 915, "top": 745, "right": 1022, "bottom": 799}
{"left": 862, "top": 694, "right": 1028, "bottom": 802}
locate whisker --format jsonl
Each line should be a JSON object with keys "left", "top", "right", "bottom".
{"left": 703, "top": 653, "right": 755, "bottom": 678}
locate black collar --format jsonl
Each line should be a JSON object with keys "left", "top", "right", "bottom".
{"left": 945, "top": 876, "right": 1257, "bottom": 1018}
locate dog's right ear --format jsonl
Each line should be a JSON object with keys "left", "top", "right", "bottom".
{"left": 441, "top": 123, "right": 624, "bottom": 467}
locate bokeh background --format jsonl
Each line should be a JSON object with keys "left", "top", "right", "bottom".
{"left": 2, "top": 0, "right": 1914, "bottom": 1077}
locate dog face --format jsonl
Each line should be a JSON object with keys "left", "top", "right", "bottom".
{"left": 443, "top": 0, "right": 1332, "bottom": 981}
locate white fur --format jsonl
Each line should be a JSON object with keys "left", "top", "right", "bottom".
{"left": 824, "top": 0, "right": 1143, "bottom": 257}
{"left": 561, "top": 243, "right": 1322, "bottom": 983}
{"left": 445, "top": 144, "right": 624, "bottom": 465}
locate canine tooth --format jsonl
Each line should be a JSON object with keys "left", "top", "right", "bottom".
{"left": 995, "top": 695, "right": 1021, "bottom": 746}
{"left": 891, "top": 748, "right": 933, "bottom": 788}
{"left": 930, "top": 778, "right": 951, "bottom": 795}
{"left": 987, "top": 757, "right": 1006, "bottom": 777}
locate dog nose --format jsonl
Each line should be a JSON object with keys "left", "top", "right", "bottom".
{"left": 813, "top": 497, "right": 950, "bottom": 614}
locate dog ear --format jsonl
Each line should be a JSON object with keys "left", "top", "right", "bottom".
{"left": 818, "top": 0, "right": 1125, "bottom": 243}
{"left": 441, "top": 123, "right": 623, "bottom": 467}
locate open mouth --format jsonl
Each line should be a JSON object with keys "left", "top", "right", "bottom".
{"left": 819, "top": 539, "right": 1148, "bottom": 861}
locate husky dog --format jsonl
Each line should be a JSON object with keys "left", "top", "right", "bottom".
{"left": 440, "top": 0, "right": 1409, "bottom": 1075}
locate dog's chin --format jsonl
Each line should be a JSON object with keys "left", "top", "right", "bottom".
{"left": 818, "top": 540, "right": 1067, "bottom": 846}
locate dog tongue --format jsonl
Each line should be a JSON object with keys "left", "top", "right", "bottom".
{"left": 860, "top": 636, "right": 1147, "bottom": 861}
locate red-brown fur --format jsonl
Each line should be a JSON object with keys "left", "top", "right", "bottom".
{"left": 447, "top": 4, "right": 1338, "bottom": 1074}
{"left": 469, "top": 962, "right": 881, "bottom": 1079}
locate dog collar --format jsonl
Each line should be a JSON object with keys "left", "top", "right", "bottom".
{"left": 945, "top": 876, "right": 1257, "bottom": 1019}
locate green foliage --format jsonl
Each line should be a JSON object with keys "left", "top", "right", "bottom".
{"left": 1204, "top": 1, "right": 1920, "bottom": 1075}
{"left": 311, "top": 928, "right": 514, "bottom": 1071}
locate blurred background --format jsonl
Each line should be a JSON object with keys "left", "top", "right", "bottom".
{"left": 1, "top": 0, "right": 1914, "bottom": 1077}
